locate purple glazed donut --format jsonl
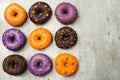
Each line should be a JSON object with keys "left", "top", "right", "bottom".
{"left": 2, "top": 28, "right": 26, "bottom": 51}
{"left": 28, "top": 53, "right": 52, "bottom": 76}
{"left": 55, "top": 2, "right": 78, "bottom": 24}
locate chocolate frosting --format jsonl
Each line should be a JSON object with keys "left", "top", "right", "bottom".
{"left": 2, "top": 54, "right": 27, "bottom": 75}
{"left": 29, "top": 2, "right": 52, "bottom": 24}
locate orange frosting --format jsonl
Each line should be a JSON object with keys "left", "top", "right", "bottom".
{"left": 29, "top": 28, "right": 52, "bottom": 50}
{"left": 4, "top": 3, "right": 27, "bottom": 26}
{"left": 55, "top": 53, "right": 79, "bottom": 76}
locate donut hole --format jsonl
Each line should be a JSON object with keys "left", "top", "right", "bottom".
{"left": 62, "top": 9, "right": 68, "bottom": 14}
{"left": 64, "top": 62, "right": 68, "bottom": 67}
{"left": 14, "top": 13, "right": 18, "bottom": 17}
{"left": 62, "top": 34, "right": 69, "bottom": 41}
{"left": 34, "top": 60, "right": 42, "bottom": 67}
{"left": 11, "top": 62, "right": 16, "bottom": 68}
{"left": 10, "top": 36, "right": 15, "bottom": 42}
{"left": 36, "top": 62, "right": 41, "bottom": 67}
{"left": 36, "top": 8, "right": 44, "bottom": 16}
{"left": 37, "top": 37, "right": 41, "bottom": 40}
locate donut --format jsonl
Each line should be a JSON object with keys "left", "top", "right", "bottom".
{"left": 28, "top": 53, "right": 52, "bottom": 76}
{"left": 2, "top": 28, "right": 26, "bottom": 51}
{"left": 4, "top": 3, "right": 27, "bottom": 27}
{"left": 55, "top": 53, "right": 79, "bottom": 76}
{"left": 55, "top": 27, "right": 77, "bottom": 49}
{"left": 29, "top": 28, "right": 52, "bottom": 50}
{"left": 2, "top": 54, "right": 27, "bottom": 75}
{"left": 29, "top": 2, "right": 52, "bottom": 24}
{"left": 55, "top": 2, "right": 78, "bottom": 24}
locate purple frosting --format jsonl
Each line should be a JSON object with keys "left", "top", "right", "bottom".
{"left": 55, "top": 2, "right": 78, "bottom": 24}
{"left": 28, "top": 53, "right": 52, "bottom": 76}
{"left": 2, "top": 28, "right": 26, "bottom": 51}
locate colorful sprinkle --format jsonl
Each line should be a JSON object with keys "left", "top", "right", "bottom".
{"left": 38, "top": 2, "right": 41, "bottom": 4}
{"left": 71, "top": 62, "right": 74, "bottom": 65}
{"left": 66, "top": 57, "right": 69, "bottom": 60}
{"left": 56, "top": 63, "right": 58, "bottom": 66}
{"left": 16, "top": 30, "right": 19, "bottom": 32}
{"left": 45, "top": 13, "right": 49, "bottom": 17}
{"left": 10, "top": 34, "right": 13, "bottom": 37}
{"left": 76, "top": 64, "right": 79, "bottom": 67}
{"left": 48, "top": 8, "right": 51, "bottom": 11}
{"left": 15, "top": 42, "right": 19, "bottom": 45}
{"left": 44, "top": 5, "right": 48, "bottom": 8}
{"left": 5, "top": 46, "right": 8, "bottom": 48}
{"left": 30, "top": 15, "right": 33, "bottom": 18}
{"left": 32, "top": 11, "right": 35, "bottom": 14}
{"left": 42, "top": 16, "right": 46, "bottom": 20}
{"left": 35, "top": 19, "right": 38, "bottom": 22}
{"left": 34, "top": 5, "right": 38, "bottom": 8}
{"left": 64, "top": 71, "right": 67, "bottom": 74}
{"left": 71, "top": 42, "right": 74, "bottom": 45}
{"left": 3, "top": 33, "right": 6, "bottom": 36}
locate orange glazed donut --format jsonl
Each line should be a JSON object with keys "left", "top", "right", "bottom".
{"left": 4, "top": 3, "right": 27, "bottom": 27}
{"left": 29, "top": 28, "right": 52, "bottom": 50}
{"left": 55, "top": 53, "right": 79, "bottom": 76}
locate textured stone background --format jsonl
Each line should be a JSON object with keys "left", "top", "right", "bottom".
{"left": 0, "top": 0, "right": 120, "bottom": 80}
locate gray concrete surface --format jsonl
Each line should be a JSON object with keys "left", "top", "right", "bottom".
{"left": 0, "top": 0, "right": 120, "bottom": 80}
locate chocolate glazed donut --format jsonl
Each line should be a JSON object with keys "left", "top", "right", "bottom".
{"left": 29, "top": 2, "right": 52, "bottom": 24}
{"left": 2, "top": 54, "right": 27, "bottom": 75}
{"left": 55, "top": 27, "right": 77, "bottom": 49}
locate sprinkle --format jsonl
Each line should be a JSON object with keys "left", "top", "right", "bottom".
{"left": 37, "top": 15, "right": 40, "bottom": 18}
{"left": 71, "top": 42, "right": 74, "bottom": 45}
{"left": 64, "top": 71, "right": 67, "bottom": 74}
{"left": 45, "top": 13, "right": 49, "bottom": 17}
{"left": 16, "top": 30, "right": 19, "bottom": 32}
{"left": 48, "top": 8, "right": 51, "bottom": 11}
{"left": 36, "top": 55, "right": 41, "bottom": 59}
{"left": 35, "top": 19, "right": 38, "bottom": 22}
{"left": 44, "top": 5, "right": 48, "bottom": 8}
{"left": 30, "top": 15, "right": 33, "bottom": 18}
{"left": 34, "top": 5, "right": 38, "bottom": 8}
{"left": 42, "top": 16, "right": 46, "bottom": 19}
{"left": 15, "top": 42, "right": 19, "bottom": 45}
{"left": 66, "top": 57, "right": 68, "bottom": 60}
{"left": 71, "top": 62, "right": 74, "bottom": 65}
{"left": 76, "top": 64, "right": 79, "bottom": 67}
{"left": 74, "top": 39, "right": 76, "bottom": 41}
{"left": 5, "top": 46, "right": 8, "bottom": 48}
{"left": 60, "top": 32, "right": 63, "bottom": 35}
{"left": 10, "top": 34, "right": 13, "bottom": 37}
{"left": 38, "top": 2, "right": 41, "bottom": 4}
{"left": 3, "top": 33, "right": 6, "bottom": 36}
{"left": 56, "top": 63, "right": 58, "bottom": 66}
{"left": 32, "top": 11, "right": 35, "bottom": 14}
{"left": 62, "top": 30, "right": 64, "bottom": 32}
